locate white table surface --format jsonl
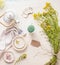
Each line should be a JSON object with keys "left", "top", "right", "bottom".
{"left": 0, "top": 0, "right": 60, "bottom": 65}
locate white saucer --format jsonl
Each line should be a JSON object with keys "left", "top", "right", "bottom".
{"left": 12, "top": 36, "right": 27, "bottom": 52}
{"left": 3, "top": 51, "right": 14, "bottom": 63}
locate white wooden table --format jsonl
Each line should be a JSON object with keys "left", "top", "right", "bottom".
{"left": 0, "top": 0, "right": 60, "bottom": 65}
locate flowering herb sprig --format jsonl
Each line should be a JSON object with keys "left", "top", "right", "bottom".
{"left": 33, "top": 2, "right": 60, "bottom": 65}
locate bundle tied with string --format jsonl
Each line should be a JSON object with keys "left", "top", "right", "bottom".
{"left": 33, "top": 2, "right": 60, "bottom": 65}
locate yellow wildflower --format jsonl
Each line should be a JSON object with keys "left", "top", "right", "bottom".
{"left": 16, "top": 40, "right": 20, "bottom": 44}
{"left": 33, "top": 13, "right": 38, "bottom": 19}
{"left": 0, "top": 0, "right": 5, "bottom": 9}
{"left": 44, "top": 2, "right": 50, "bottom": 9}
{"left": 46, "top": 25, "right": 51, "bottom": 30}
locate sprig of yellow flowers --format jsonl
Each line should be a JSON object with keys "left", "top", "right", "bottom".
{"left": 33, "top": 2, "right": 60, "bottom": 65}
{"left": 0, "top": 0, "right": 5, "bottom": 9}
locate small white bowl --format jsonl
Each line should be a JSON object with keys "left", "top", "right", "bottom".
{"left": 12, "top": 36, "right": 27, "bottom": 52}
{"left": 3, "top": 51, "right": 14, "bottom": 63}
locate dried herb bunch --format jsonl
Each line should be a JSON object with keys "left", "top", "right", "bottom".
{"left": 33, "top": 2, "right": 60, "bottom": 65}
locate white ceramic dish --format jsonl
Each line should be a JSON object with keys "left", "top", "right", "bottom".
{"left": 3, "top": 51, "right": 14, "bottom": 63}
{"left": 12, "top": 36, "right": 27, "bottom": 52}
